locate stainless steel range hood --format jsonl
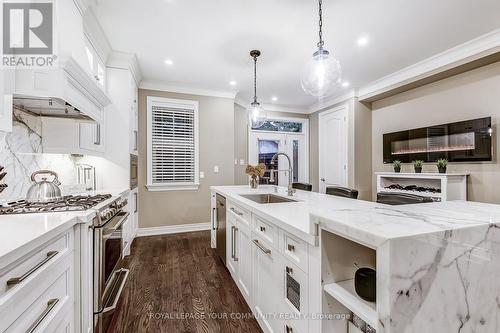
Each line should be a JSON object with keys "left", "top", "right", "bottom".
{"left": 13, "top": 96, "right": 93, "bottom": 121}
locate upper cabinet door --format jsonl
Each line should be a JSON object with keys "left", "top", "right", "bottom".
{"left": 84, "top": 37, "right": 106, "bottom": 91}
{"left": 0, "top": 70, "right": 14, "bottom": 132}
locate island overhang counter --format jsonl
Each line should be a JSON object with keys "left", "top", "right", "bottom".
{"left": 210, "top": 185, "right": 500, "bottom": 333}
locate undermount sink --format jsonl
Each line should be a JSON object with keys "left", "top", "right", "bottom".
{"left": 240, "top": 193, "right": 298, "bottom": 204}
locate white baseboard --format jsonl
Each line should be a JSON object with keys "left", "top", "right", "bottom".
{"left": 136, "top": 222, "right": 211, "bottom": 237}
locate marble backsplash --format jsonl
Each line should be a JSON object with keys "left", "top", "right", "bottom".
{"left": 0, "top": 109, "right": 79, "bottom": 201}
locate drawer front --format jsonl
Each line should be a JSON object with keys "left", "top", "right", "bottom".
{"left": 280, "top": 260, "right": 309, "bottom": 333}
{"left": 253, "top": 216, "right": 279, "bottom": 249}
{"left": 1, "top": 253, "right": 73, "bottom": 332}
{"left": 0, "top": 230, "right": 72, "bottom": 298}
{"left": 227, "top": 201, "right": 251, "bottom": 229}
{"left": 280, "top": 230, "right": 309, "bottom": 273}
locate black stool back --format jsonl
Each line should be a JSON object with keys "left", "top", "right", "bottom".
{"left": 292, "top": 183, "right": 313, "bottom": 191}
{"left": 325, "top": 186, "right": 359, "bottom": 199}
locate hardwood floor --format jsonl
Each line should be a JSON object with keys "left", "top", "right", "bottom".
{"left": 108, "top": 231, "right": 263, "bottom": 333}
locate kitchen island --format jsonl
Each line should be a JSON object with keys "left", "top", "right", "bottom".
{"left": 211, "top": 185, "right": 500, "bottom": 333}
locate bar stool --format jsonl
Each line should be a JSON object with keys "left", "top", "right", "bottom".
{"left": 292, "top": 182, "right": 313, "bottom": 192}
{"left": 325, "top": 186, "right": 359, "bottom": 199}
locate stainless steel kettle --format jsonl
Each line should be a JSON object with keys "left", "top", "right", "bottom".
{"left": 26, "top": 170, "right": 63, "bottom": 203}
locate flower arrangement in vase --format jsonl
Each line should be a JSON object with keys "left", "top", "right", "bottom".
{"left": 246, "top": 163, "right": 266, "bottom": 189}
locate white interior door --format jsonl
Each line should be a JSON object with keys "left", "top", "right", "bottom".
{"left": 319, "top": 105, "right": 348, "bottom": 193}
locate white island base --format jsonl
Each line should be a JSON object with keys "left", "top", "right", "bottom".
{"left": 211, "top": 185, "right": 500, "bottom": 333}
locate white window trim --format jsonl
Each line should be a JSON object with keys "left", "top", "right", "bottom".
{"left": 146, "top": 96, "right": 200, "bottom": 191}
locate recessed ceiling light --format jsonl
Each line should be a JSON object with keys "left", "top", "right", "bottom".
{"left": 342, "top": 81, "right": 350, "bottom": 88}
{"left": 164, "top": 59, "right": 174, "bottom": 65}
{"left": 357, "top": 36, "right": 369, "bottom": 47}
{"left": 271, "top": 96, "right": 278, "bottom": 102}
{"left": 229, "top": 80, "right": 237, "bottom": 86}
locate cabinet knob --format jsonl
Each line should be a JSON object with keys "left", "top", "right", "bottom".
{"left": 260, "top": 226, "right": 266, "bottom": 232}
{"left": 287, "top": 244, "right": 295, "bottom": 252}
{"left": 285, "top": 324, "right": 293, "bottom": 333}
{"left": 286, "top": 266, "right": 293, "bottom": 274}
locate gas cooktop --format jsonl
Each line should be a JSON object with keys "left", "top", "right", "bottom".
{"left": 0, "top": 194, "right": 112, "bottom": 215}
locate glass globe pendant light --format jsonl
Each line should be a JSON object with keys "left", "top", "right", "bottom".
{"left": 248, "top": 50, "right": 267, "bottom": 127}
{"left": 301, "top": 0, "right": 342, "bottom": 97}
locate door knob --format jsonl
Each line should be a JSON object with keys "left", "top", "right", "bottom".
{"left": 321, "top": 178, "right": 325, "bottom": 182}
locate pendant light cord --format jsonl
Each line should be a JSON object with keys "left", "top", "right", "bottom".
{"left": 253, "top": 55, "right": 258, "bottom": 103}
{"left": 317, "top": 0, "right": 324, "bottom": 48}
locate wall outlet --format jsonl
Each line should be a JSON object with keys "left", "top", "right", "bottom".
{"left": 200, "top": 171, "right": 205, "bottom": 179}
{"left": 213, "top": 165, "right": 219, "bottom": 173}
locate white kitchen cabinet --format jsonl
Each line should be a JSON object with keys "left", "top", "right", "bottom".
{"left": 236, "top": 222, "right": 252, "bottom": 303}
{"left": 0, "top": 228, "right": 75, "bottom": 333}
{"left": 124, "top": 189, "right": 138, "bottom": 256}
{"left": 226, "top": 213, "right": 238, "bottom": 278}
{"left": 84, "top": 36, "right": 107, "bottom": 91}
{"left": 79, "top": 112, "right": 105, "bottom": 154}
{"left": 41, "top": 118, "right": 81, "bottom": 154}
{"left": 252, "top": 235, "right": 283, "bottom": 333}
{"left": 41, "top": 116, "right": 105, "bottom": 155}
{"left": 0, "top": 69, "right": 14, "bottom": 132}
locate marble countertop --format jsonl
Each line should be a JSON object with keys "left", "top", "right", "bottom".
{"left": 0, "top": 189, "right": 128, "bottom": 267}
{"left": 211, "top": 185, "right": 500, "bottom": 248}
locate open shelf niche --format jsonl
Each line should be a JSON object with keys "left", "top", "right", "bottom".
{"left": 376, "top": 172, "right": 469, "bottom": 201}
{"left": 321, "top": 230, "right": 377, "bottom": 332}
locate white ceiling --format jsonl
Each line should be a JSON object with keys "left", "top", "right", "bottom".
{"left": 93, "top": 0, "right": 500, "bottom": 110}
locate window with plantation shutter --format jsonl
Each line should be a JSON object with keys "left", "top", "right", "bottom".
{"left": 146, "top": 96, "right": 199, "bottom": 191}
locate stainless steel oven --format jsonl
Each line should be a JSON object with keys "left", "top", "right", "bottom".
{"left": 93, "top": 197, "right": 129, "bottom": 333}
{"left": 130, "top": 154, "right": 138, "bottom": 189}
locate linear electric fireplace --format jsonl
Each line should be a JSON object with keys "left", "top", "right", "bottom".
{"left": 383, "top": 117, "right": 492, "bottom": 163}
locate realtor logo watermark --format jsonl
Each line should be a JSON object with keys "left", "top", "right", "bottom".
{"left": 2, "top": 1, "right": 56, "bottom": 67}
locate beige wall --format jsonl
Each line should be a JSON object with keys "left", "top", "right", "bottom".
{"left": 138, "top": 89, "right": 235, "bottom": 228}
{"left": 372, "top": 62, "right": 500, "bottom": 204}
{"left": 308, "top": 98, "right": 372, "bottom": 199}
{"left": 233, "top": 104, "right": 309, "bottom": 185}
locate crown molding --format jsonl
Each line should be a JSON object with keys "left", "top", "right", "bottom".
{"left": 107, "top": 52, "right": 143, "bottom": 85}
{"left": 234, "top": 97, "right": 308, "bottom": 115}
{"left": 358, "top": 28, "right": 500, "bottom": 102}
{"left": 307, "top": 89, "right": 357, "bottom": 114}
{"left": 140, "top": 80, "right": 237, "bottom": 99}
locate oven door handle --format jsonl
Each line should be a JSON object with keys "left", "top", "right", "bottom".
{"left": 112, "top": 212, "right": 130, "bottom": 232}
{"left": 102, "top": 212, "right": 130, "bottom": 240}
{"left": 102, "top": 269, "right": 129, "bottom": 313}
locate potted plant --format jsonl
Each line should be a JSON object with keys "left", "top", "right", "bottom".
{"left": 246, "top": 163, "right": 266, "bottom": 189}
{"left": 393, "top": 160, "right": 402, "bottom": 173}
{"left": 436, "top": 158, "right": 448, "bottom": 174}
{"left": 413, "top": 160, "right": 424, "bottom": 173}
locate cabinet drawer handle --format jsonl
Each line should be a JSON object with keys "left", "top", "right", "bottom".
{"left": 233, "top": 227, "right": 238, "bottom": 262}
{"left": 253, "top": 239, "right": 271, "bottom": 255}
{"left": 285, "top": 325, "right": 293, "bottom": 333}
{"left": 260, "top": 226, "right": 266, "bottom": 232}
{"left": 230, "top": 207, "right": 243, "bottom": 216}
{"left": 287, "top": 244, "right": 295, "bottom": 252}
{"left": 26, "top": 298, "right": 59, "bottom": 333}
{"left": 7, "top": 251, "right": 59, "bottom": 286}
